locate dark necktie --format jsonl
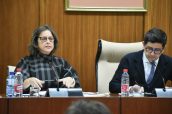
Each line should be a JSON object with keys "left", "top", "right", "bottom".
{"left": 147, "top": 61, "right": 155, "bottom": 84}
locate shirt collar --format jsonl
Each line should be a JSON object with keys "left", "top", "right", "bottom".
{"left": 143, "top": 52, "right": 159, "bottom": 66}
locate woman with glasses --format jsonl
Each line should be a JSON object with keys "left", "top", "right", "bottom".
{"left": 16, "top": 25, "right": 81, "bottom": 92}
{"left": 109, "top": 27, "right": 172, "bottom": 94}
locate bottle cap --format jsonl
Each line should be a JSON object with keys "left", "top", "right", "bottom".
{"left": 123, "top": 69, "right": 128, "bottom": 72}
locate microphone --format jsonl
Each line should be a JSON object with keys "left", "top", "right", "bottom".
{"left": 48, "top": 61, "right": 60, "bottom": 91}
{"left": 155, "top": 67, "right": 166, "bottom": 92}
{"left": 161, "top": 76, "right": 166, "bottom": 92}
{"left": 154, "top": 66, "right": 172, "bottom": 97}
{"left": 144, "top": 65, "right": 167, "bottom": 97}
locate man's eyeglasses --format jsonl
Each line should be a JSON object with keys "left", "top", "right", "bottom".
{"left": 39, "top": 36, "right": 54, "bottom": 43}
{"left": 145, "top": 47, "right": 163, "bottom": 54}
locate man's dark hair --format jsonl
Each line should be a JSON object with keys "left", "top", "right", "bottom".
{"left": 29, "top": 24, "right": 58, "bottom": 56}
{"left": 65, "top": 100, "right": 111, "bottom": 114}
{"left": 143, "top": 27, "right": 167, "bottom": 48}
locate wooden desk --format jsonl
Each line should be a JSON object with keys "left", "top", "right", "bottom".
{"left": 0, "top": 98, "right": 7, "bottom": 114}
{"left": 1, "top": 95, "right": 172, "bottom": 114}
{"left": 121, "top": 97, "right": 172, "bottom": 114}
{"left": 8, "top": 96, "right": 120, "bottom": 114}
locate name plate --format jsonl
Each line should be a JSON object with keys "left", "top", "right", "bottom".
{"left": 46, "top": 88, "right": 83, "bottom": 97}
{"left": 155, "top": 88, "right": 172, "bottom": 98}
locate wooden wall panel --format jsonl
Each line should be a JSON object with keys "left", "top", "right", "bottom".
{"left": 40, "top": 0, "right": 65, "bottom": 55}
{"left": 99, "top": 13, "right": 144, "bottom": 42}
{"left": 80, "top": 14, "right": 99, "bottom": 91}
{"left": 99, "top": 13, "right": 119, "bottom": 41}
{"left": 144, "top": 0, "right": 172, "bottom": 56}
{"left": 63, "top": 13, "right": 83, "bottom": 87}
{"left": 0, "top": 0, "right": 39, "bottom": 93}
{"left": 0, "top": 0, "right": 172, "bottom": 93}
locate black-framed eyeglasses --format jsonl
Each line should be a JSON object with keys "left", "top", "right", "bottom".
{"left": 145, "top": 47, "right": 163, "bottom": 54}
{"left": 39, "top": 36, "right": 54, "bottom": 43}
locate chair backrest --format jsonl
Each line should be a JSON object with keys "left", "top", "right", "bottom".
{"left": 95, "top": 39, "right": 143, "bottom": 93}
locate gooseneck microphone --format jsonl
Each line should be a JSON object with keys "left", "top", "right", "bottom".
{"left": 161, "top": 76, "right": 166, "bottom": 92}
{"left": 48, "top": 61, "right": 60, "bottom": 91}
{"left": 155, "top": 67, "right": 166, "bottom": 92}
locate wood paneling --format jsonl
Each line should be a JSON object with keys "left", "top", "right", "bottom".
{"left": 144, "top": 0, "right": 172, "bottom": 55}
{"left": 0, "top": 0, "right": 172, "bottom": 94}
{"left": 8, "top": 97, "right": 120, "bottom": 114}
{"left": 99, "top": 13, "right": 144, "bottom": 42}
{"left": 0, "top": 0, "right": 39, "bottom": 93}
{"left": 0, "top": 98, "right": 7, "bottom": 114}
{"left": 80, "top": 13, "right": 99, "bottom": 91}
{"left": 121, "top": 97, "right": 172, "bottom": 114}
{"left": 1, "top": 96, "right": 172, "bottom": 114}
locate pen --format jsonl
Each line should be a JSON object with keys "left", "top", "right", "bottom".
{"left": 44, "top": 80, "right": 55, "bottom": 82}
{"left": 134, "top": 80, "right": 143, "bottom": 86}
{"left": 135, "top": 81, "right": 139, "bottom": 85}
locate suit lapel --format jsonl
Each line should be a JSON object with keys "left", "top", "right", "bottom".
{"left": 133, "top": 51, "right": 146, "bottom": 84}
{"left": 152, "top": 55, "right": 168, "bottom": 84}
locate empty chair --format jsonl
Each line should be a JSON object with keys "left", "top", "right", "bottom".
{"left": 95, "top": 39, "right": 143, "bottom": 93}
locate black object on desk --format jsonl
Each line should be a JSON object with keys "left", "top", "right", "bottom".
{"left": 155, "top": 88, "right": 172, "bottom": 97}
{"left": 46, "top": 88, "right": 83, "bottom": 97}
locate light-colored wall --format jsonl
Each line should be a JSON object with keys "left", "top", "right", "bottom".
{"left": 0, "top": 0, "right": 172, "bottom": 94}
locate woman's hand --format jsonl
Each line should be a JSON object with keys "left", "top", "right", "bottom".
{"left": 58, "top": 77, "right": 75, "bottom": 88}
{"left": 23, "top": 77, "right": 44, "bottom": 90}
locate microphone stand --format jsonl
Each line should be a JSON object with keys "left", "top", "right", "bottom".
{"left": 161, "top": 77, "right": 166, "bottom": 92}
{"left": 155, "top": 67, "right": 166, "bottom": 92}
{"left": 152, "top": 67, "right": 172, "bottom": 98}
{"left": 49, "top": 62, "right": 59, "bottom": 91}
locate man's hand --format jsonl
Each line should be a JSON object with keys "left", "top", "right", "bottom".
{"left": 58, "top": 77, "right": 75, "bottom": 88}
{"left": 129, "top": 84, "right": 144, "bottom": 93}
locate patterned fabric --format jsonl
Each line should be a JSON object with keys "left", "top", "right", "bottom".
{"left": 147, "top": 61, "right": 155, "bottom": 84}
{"left": 16, "top": 53, "right": 80, "bottom": 90}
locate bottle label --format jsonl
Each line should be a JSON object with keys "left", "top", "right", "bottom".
{"left": 121, "top": 84, "right": 129, "bottom": 92}
{"left": 7, "top": 79, "right": 12, "bottom": 85}
{"left": 14, "top": 84, "right": 23, "bottom": 93}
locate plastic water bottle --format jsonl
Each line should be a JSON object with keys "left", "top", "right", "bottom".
{"left": 6, "top": 72, "right": 15, "bottom": 97}
{"left": 14, "top": 68, "right": 23, "bottom": 97}
{"left": 121, "top": 69, "right": 129, "bottom": 96}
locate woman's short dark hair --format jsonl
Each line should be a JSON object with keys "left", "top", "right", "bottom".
{"left": 143, "top": 27, "right": 167, "bottom": 48}
{"left": 29, "top": 25, "right": 58, "bottom": 56}
{"left": 66, "top": 100, "right": 111, "bottom": 114}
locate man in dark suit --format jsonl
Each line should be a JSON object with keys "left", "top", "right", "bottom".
{"left": 109, "top": 27, "right": 172, "bottom": 93}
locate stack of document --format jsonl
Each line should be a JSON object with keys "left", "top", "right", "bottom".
{"left": 83, "top": 92, "right": 110, "bottom": 97}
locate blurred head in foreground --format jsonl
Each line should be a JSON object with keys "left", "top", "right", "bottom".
{"left": 65, "top": 100, "right": 112, "bottom": 114}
